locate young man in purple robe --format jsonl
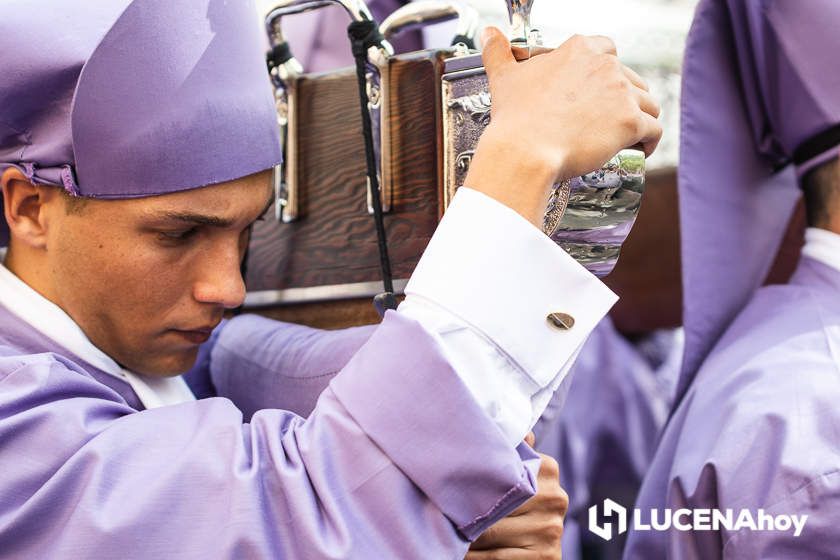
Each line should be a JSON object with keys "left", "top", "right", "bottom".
{"left": 623, "top": 0, "right": 840, "bottom": 557}
{"left": 0, "top": 0, "right": 662, "bottom": 558}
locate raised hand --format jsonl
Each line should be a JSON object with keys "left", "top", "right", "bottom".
{"left": 465, "top": 27, "right": 662, "bottom": 226}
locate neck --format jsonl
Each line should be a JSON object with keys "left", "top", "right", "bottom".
{"left": 819, "top": 219, "right": 840, "bottom": 236}
{"left": 3, "top": 244, "right": 58, "bottom": 304}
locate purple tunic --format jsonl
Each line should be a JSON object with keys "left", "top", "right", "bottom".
{"left": 626, "top": 257, "right": 840, "bottom": 558}
{"left": 209, "top": 315, "right": 680, "bottom": 560}
{"left": 0, "top": 304, "right": 540, "bottom": 558}
{"left": 626, "top": 0, "right": 840, "bottom": 556}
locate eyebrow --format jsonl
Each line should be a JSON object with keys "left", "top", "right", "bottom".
{"left": 155, "top": 194, "right": 275, "bottom": 228}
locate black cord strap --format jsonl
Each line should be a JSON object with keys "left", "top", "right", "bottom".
{"left": 450, "top": 34, "right": 476, "bottom": 50}
{"left": 347, "top": 20, "right": 398, "bottom": 315}
{"left": 266, "top": 41, "right": 294, "bottom": 71}
{"left": 794, "top": 123, "right": 840, "bottom": 167}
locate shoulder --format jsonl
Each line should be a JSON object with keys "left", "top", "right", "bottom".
{"left": 673, "top": 283, "right": 840, "bottom": 509}
{"left": 0, "top": 343, "right": 128, "bottom": 406}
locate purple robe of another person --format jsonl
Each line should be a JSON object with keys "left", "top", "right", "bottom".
{"left": 626, "top": 0, "right": 840, "bottom": 557}
{"left": 627, "top": 256, "right": 840, "bottom": 558}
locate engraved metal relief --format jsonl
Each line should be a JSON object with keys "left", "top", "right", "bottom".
{"left": 448, "top": 92, "right": 492, "bottom": 125}
{"left": 542, "top": 179, "right": 571, "bottom": 237}
{"left": 441, "top": 53, "right": 645, "bottom": 277}
{"left": 442, "top": 65, "right": 491, "bottom": 208}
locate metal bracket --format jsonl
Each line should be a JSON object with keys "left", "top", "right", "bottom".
{"left": 264, "top": 0, "right": 394, "bottom": 218}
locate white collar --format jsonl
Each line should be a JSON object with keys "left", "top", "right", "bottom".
{"left": 802, "top": 227, "right": 840, "bottom": 275}
{"left": 0, "top": 251, "right": 195, "bottom": 409}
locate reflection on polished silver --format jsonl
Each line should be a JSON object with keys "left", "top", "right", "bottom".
{"left": 506, "top": 0, "right": 536, "bottom": 45}
{"left": 267, "top": 20, "right": 303, "bottom": 222}
{"left": 265, "top": 0, "right": 376, "bottom": 33}
{"left": 263, "top": 0, "right": 394, "bottom": 219}
{"left": 440, "top": 0, "right": 647, "bottom": 277}
{"left": 543, "top": 150, "right": 645, "bottom": 277}
{"left": 380, "top": 1, "right": 479, "bottom": 44}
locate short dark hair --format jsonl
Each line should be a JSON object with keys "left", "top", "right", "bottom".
{"left": 801, "top": 157, "right": 839, "bottom": 228}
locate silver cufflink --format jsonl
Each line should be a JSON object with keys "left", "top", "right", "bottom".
{"left": 547, "top": 312, "right": 575, "bottom": 330}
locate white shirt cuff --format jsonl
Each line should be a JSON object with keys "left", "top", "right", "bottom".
{"left": 404, "top": 187, "right": 618, "bottom": 388}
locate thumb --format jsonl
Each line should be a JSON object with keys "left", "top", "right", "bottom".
{"left": 481, "top": 26, "right": 515, "bottom": 83}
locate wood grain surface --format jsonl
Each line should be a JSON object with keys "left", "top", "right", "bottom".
{"left": 245, "top": 52, "right": 447, "bottom": 293}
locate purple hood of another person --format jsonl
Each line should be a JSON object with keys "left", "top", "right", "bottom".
{"left": 674, "top": 0, "right": 840, "bottom": 405}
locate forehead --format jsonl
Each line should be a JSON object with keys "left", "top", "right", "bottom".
{"left": 98, "top": 170, "right": 273, "bottom": 218}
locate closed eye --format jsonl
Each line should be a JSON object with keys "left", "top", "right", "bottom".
{"left": 158, "top": 228, "right": 199, "bottom": 243}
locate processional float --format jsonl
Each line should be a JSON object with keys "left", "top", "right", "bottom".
{"left": 244, "top": 0, "right": 649, "bottom": 327}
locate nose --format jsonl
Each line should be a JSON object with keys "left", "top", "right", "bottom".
{"left": 192, "top": 243, "right": 247, "bottom": 309}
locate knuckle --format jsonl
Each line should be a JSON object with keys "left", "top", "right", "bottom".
{"left": 596, "top": 34, "right": 617, "bottom": 53}
{"left": 607, "top": 73, "right": 631, "bottom": 92}
{"left": 540, "top": 454, "right": 560, "bottom": 477}
{"left": 651, "top": 99, "right": 663, "bottom": 118}
{"left": 622, "top": 112, "right": 644, "bottom": 136}
{"left": 568, "top": 33, "right": 585, "bottom": 46}
{"left": 543, "top": 517, "right": 564, "bottom": 541}
{"left": 557, "top": 487, "right": 570, "bottom": 510}
{"left": 546, "top": 493, "right": 569, "bottom": 515}
{"left": 594, "top": 54, "right": 623, "bottom": 78}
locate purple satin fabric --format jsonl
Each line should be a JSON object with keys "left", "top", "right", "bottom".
{"left": 627, "top": 256, "right": 840, "bottom": 558}
{"left": 0, "top": 0, "right": 281, "bottom": 235}
{"left": 0, "top": 305, "right": 540, "bottom": 557}
{"left": 208, "top": 314, "right": 680, "bottom": 560}
{"left": 675, "top": 0, "right": 840, "bottom": 404}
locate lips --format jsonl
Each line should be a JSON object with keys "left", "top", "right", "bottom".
{"left": 170, "top": 324, "right": 218, "bottom": 345}
{"left": 173, "top": 329, "right": 212, "bottom": 344}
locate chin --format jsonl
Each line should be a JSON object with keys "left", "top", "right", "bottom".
{"left": 130, "top": 348, "right": 200, "bottom": 377}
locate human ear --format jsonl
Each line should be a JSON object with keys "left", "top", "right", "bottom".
{"left": 1, "top": 167, "right": 59, "bottom": 250}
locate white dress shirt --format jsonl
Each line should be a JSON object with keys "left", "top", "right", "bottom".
{"left": 801, "top": 227, "right": 840, "bottom": 273}
{"left": 400, "top": 188, "right": 617, "bottom": 445}
{"left": 0, "top": 188, "right": 616, "bottom": 434}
